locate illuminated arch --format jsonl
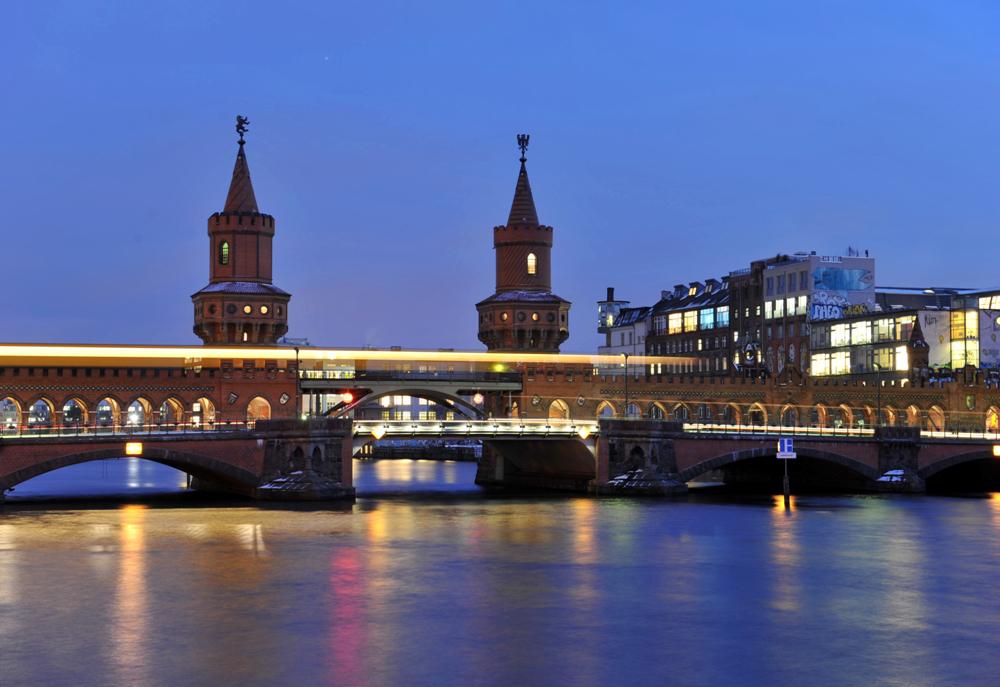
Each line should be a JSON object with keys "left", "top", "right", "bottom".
{"left": 748, "top": 403, "right": 768, "bottom": 426}
{"left": 906, "top": 405, "right": 922, "bottom": 428}
{"left": 881, "top": 405, "right": 897, "bottom": 427}
{"left": 596, "top": 400, "right": 617, "bottom": 419}
{"left": 126, "top": 397, "right": 153, "bottom": 428}
{"left": 1, "top": 397, "right": 23, "bottom": 432}
{"left": 510, "top": 401, "right": 519, "bottom": 419}
{"left": 526, "top": 253, "right": 537, "bottom": 275}
{"left": 61, "top": 397, "right": 88, "bottom": 427}
{"left": 986, "top": 406, "right": 999, "bottom": 434}
{"left": 722, "top": 404, "right": 741, "bottom": 425}
{"left": 837, "top": 404, "right": 854, "bottom": 428}
{"left": 27, "top": 398, "right": 55, "bottom": 427}
{"left": 95, "top": 397, "right": 123, "bottom": 430}
{"left": 247, "top": 396, "right": 272, "bottom": 423}
{"left": 338, "top": 389, "right": 482, "bottom": 420}
{"left": 672, "top": 403, "right": 690, "bottom": 422}
{"left": 927, "top": 405, "right": 945, "bottom": 432}
{"left": 193, "top": 397, "right": 216, "bottom": 429}
{"left": 780, "top": 404, "right": 798, "bottom": 427}
{"left": 811, "top": 404, "right": 827, "bottom": 427}
{"left": 218, "top": 240, "right": 230, "bottom": 265}
{"left": 548, "top": 399, "right": 570, "bottom": 420}
{"left": 647, "top": 402, "right": 667, "bottom": 420}
{"left": 158, "top": 397, "right": 184, "bottom": 427}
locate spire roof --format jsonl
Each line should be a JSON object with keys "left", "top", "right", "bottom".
{"left": 223, "top": 142, "right": 259, "bottom": 213}
{"left": 507, "top": 158, "right": 539, "bottom": 227}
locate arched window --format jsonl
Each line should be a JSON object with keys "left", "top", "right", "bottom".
{"left": 219, "top": 241, "right": 230, "bottom": 266}
{"left": 527, "top": 253, "right": 537, "bottom": 275}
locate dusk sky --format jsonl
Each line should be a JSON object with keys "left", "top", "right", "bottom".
{"left": 3, "top": 1, "right": 999, "bottom": 352}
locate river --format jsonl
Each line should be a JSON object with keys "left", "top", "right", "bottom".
{"left": 2, "top": 458, "right": 999, "bottom": 686}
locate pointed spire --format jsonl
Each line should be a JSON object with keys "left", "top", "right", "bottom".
{"left": 507, "top": 133, "right": 539, "bottom": 226}
{"left": 223, "top": 141, "right": 259, "bottom": 213}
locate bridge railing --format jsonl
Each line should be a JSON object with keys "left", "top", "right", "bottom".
{"left": 0, "top": 420, "right": 258, "bottom": 440}
{"left": 301, "top": 370, "right": 523, "bottom": 383}
{"left": 680, "top": 422, "right": 1000, "bottom": 442}
{"left": 353, "top": 418, "right": 598, "bottom": 438}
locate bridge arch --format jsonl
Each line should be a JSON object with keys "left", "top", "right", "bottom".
{"left": 811, "top": 404, "right": 828, "bottom": 427}
{"left": 779, "top": 404, "right": 798, "bottom": 426}
{"left": 747, "top": 403, "right": 767, "bottom": 426}
{"left": 671, "top": 403, "right": 690, "bottom": 422}
{"left": 596, "top": 400, "right": 617, "bottom": 419}
{"left": 0, "top": 447, "right": 259, "bottom": 495}
{"left": 247, "top": 396, "right": 272, "bottom": 423}
{"left": 647, "top": 402, "right": 667, "bottom": 420}
{"left": 679, "top": 445, "right": 881, "bottom": 484}
{"left": 60, "top": 397, "right": 88, "bottom": 426}
{"left": 722, "top": 403, "right": 740, "bottom": 425}
{"left": 193, "top": 397, "right": 216, "bottom": 428}
{"left": 26, "top": 397, "right": 56, "bottom": 427}
{"left": 1, "top": 397, "right": 23, "bottom": 430}
{"left": 548, "top": 399, "right": 570, "bottom": 420}
{"left": 96, "top": 396, "right": 124, "bottom": 429}
{"left": 906, "top": 405, "right": 922, "bottom": 428}
{"left": 125, "top": 397, "right": 153, "bottom": 428}
{"left": 927, "top": 405, "right": 945, "bottom": 432}
{"left": 336, "top": 388, "right": 483, "bottom": 420}
{"left": 158, "top": 397, "right": 185, "bottom": 427}
{"left": 919, "top": 449, "right": 1000, "bottom": 488}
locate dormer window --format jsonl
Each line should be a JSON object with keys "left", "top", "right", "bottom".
{"left": 527, "top": 253, "right": 537, "bottom": 275}
{"left": 219, "top": 241, "right": 230, "bottom": 265}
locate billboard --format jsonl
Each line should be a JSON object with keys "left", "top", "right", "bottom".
{"left": 809, "top": 265, "right": 876, "bottom": 321}
{"left": 919, "top": 311, "right": 951, "bottom": 368}
{"left": 981, "top": 310, "right": 1000, "bottom": 369}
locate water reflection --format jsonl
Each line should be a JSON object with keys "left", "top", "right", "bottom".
{"left": 768, "top": 502, "right": 801, "bottom": 613}
{"left": 112, "top": 505, "right": 148, "bottom": 686}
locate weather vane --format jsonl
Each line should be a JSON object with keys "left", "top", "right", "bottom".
{"left": 517, "top": 133, "right": 530, "bottom": 162}
{"left": 236, "top": 115, "right": 250, "bottom": 144}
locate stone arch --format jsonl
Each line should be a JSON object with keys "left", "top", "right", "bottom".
{"left": 647, "top": 402, "right": 666, "bottom": 420}
{"left": 985, "top": 406, "right": 999, "bottom": 434}
{"left": 126, "top": 397, "right": 153, "bottom": 428}
{"left": 193, "top": 397, "right": 216, "bottom": 429}
{"left": 0, "top": 447, "right": 260, "bottom": 495}
{"left": 679, "top": 445, "right": 881, "bottom": 483}
{"left": 881, "top": 405, "right": 897, "bottom": 427}
{"left": 722, "top": 404, "right": 741, "bottom": 425}
{"left": 60, "top": 397, "right": 89, "bottom": 427}
{"left": 95, "top": 396, "right": 124, "bottom": 430}
{"left": 779, "top": 404, "right": 798, "bottom": 427}
{"left": 158, "top": 397, "right": 185, "bottom": 428}
{"left": 596, "top": 400, "right": 617, "bottom": 419}
{"left": 548, "top": 399, "right": 570, "bottom": 420}
{"left": 747, "top": 403, "right": 767, "bottom": 426}
{"left": 1, "top": 396, "right": 23, "bottom": 432}
{"left": 672, "top": 403, "right": 691, "bottom": 422}
{"left": 247, "top": 396, "right": 272, "bottom": 423}
{"left": 906, "top": 405, "right": 922, "bottom": 428}
{"left": 694, "top": 402, "right": 713, "bottom": 422}
{"left": 918, "top": 449, "right": 999, "bottom": 480}
{"left": 510, "top": 401, "right": 519, "bottom": 419}
{"left": 810, "top": 404, "right": 827, "bottom": 428}
{"left": 26, "top": 397, "right": 56, "bottom": 428}
{"left": 927, "top": 405, "right": 945, "bottom": 432}
{"left": 836, "top": 404, "right": 854, "bottom": 428}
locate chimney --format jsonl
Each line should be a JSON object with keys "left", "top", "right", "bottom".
{"left": 606, "top": 287, "right": 615, "bottom": 301}
{"left": 673, "top": 284, "right": 686, "bottom": 298}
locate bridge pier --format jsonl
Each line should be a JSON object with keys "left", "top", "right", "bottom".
{"left": 873, "top": 426, "right": 925, "bottom": 492}
{"left": 590, "top": 419, "right": 688, "bottom": 495}
{"left": 253, "top": 418, "right": 356, "bottom": 501}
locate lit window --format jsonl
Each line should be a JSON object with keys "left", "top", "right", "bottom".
{"left": 242, "top": 331, "right": 248, "bottom": 342}
{"left": 527, "top": 253, "right": 537, "bottom": 275}
{"left": 688, "top": 286, "right": 697, "bottom": 296}
{"left": 699, "top": 309, "right": 714, "bottom": 329}
{"left": 501, "top": 312, "right": 509, "bottom": 321}
{"left": 683, "top": 310, "right": 698, "bottom": 332}
{"left": 716, "top": 306, "right": 729, "bottom": 328}
{"left": 243, "top": 305, "right": 252, "bottom": 314}
{"left": 531, "top": 312, "right": 539, "bottom": 321}
{"left": 668, "top": 313, "right": 683, "bottom": 334}
{"left": 219, "top": 241, "right": 230, "bottom": 265}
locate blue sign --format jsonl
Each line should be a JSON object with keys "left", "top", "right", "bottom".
{"left": 778, "top": 438, "right": 794, "bottom": 453}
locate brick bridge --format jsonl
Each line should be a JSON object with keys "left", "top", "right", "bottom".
{"left": 0, "top": 420, "right": 355, "bottom": 502}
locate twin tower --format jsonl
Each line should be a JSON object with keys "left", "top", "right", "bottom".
{"left": 192, "top": 124, "right": 570, "bottom": 351}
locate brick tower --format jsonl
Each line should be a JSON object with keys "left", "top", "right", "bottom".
{"left": 192, "top": 117, "right": 291, "bottom": 344}
{"left": 477, "top": 135, "right": 570, "bottom": 351}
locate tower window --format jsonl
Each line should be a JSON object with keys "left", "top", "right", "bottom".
{"left": 219, "top": 241, "right": 230, "bottom": 265}
{"left": 527, "top": 253, "right": 537, "bottom": 275}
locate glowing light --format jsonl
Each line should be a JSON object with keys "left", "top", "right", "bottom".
{"left": 342, "top": 392, "right": 354, "bottom": 404}
{"left": 124, "top": 442, "right": 143, "bottom": 456}
{"left": 577, "top": 426, "right": 591, "bottom": 439}
{"left": 993, "top": 445, "right": 1000, "bottom": 458}
{"left": 472, "top": 393, "right": 485, "bottom": 405}
{"left": 370, "top": 425, "right": 387, "bottom": 440}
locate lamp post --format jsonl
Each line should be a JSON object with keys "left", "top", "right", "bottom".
{"left": 873, "top": 362, "right": 882, "bottom": 428}
{"left": 294, "top": 346, "right": 302, "bottom": 421}
{"left": 622, "top": 352, "right": 630, "bottom": 419}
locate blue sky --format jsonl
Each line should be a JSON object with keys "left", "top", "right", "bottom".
{"left": 2, "top": 1, "right": 998, "bottom": 351}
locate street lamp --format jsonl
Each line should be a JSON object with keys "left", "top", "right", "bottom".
{"left": 622, "top": 352, "right": 630, "bottom": 419}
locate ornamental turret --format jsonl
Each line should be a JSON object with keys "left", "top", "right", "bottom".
{"left": 476, "top": 135, "right": 570, "bottom": 351}
{"left": 192, "top": 117, "right": 291, "bottom": 344}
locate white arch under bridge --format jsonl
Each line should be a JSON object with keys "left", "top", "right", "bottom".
{"left": 350, "top": 418, "right": 599, "bottom": 456}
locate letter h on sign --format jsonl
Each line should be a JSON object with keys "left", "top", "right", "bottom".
{"left": 777, "top": 438, "right": 796, "bottom": 460}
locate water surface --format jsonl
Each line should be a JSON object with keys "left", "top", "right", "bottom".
{"left": 2, "top": 459, "right": 999, "bottom": 686}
